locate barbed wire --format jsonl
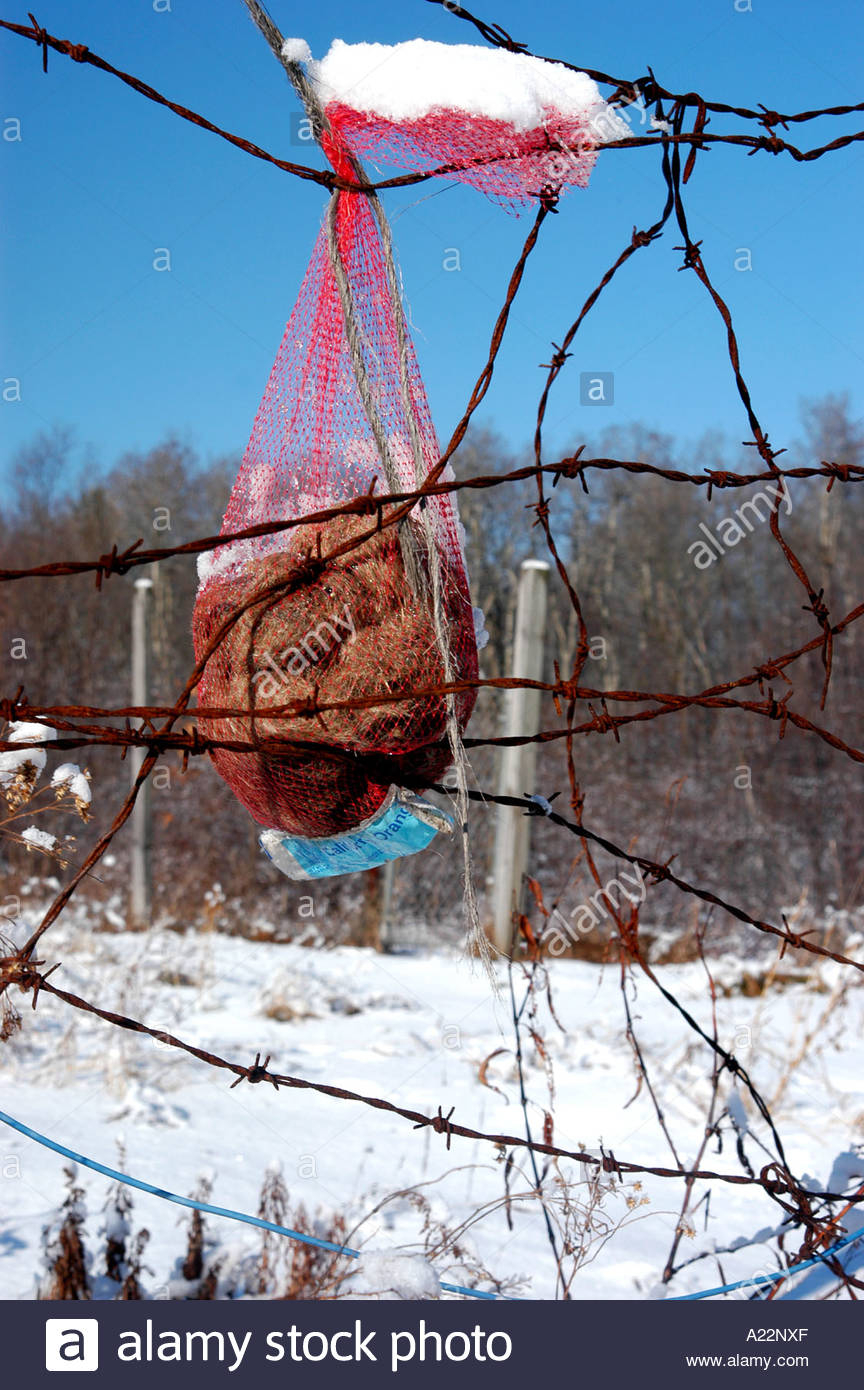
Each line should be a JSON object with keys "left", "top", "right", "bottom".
{"left": 2, "top": 13, "right": 863, "bottom": 181}
{"left": 2, "top": 455, "right": 862, "bottom": 587}
{"left": 2, "top": 1, "right": 864, "bottom": 1295}
{"left": 2, "top": 960, "right": 861, "bottom": 1210}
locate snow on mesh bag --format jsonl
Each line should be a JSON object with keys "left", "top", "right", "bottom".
{"left": 193, "top": 37, "right": 624, "bottom": 879}
{"left": 307, "top": 38, "right": 630, "bottom": 205}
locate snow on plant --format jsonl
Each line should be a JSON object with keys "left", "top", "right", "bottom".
{"left": 51, "top": 763, "right": 93, "bottom": 817}
{"left": 38, "top": 1163, "right": 92, "bottom": 1301}
{"left": 0, "top": 721, "right": 57, "bottom": 808}
{"left": 0, "top": 719, "right": 92, "bottom": 868}
{"left": 32, "top": 1161, "right": 355, "bottom": 1301}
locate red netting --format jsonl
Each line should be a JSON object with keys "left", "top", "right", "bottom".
{"left": 326, "top": 102, "right": 604, "bottom": 206}
{"left": 193, "top": 88, "right": 606, "bottom": 837}
{"left": 192, "top": 117, "right": 480, "bottom": 838}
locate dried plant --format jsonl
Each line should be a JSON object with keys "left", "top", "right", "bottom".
{"left": 1, "top": 721, "right": 92, "bottom": 870}
{"left": 39, "top": 1164, "right": 91, "bottom": 1301}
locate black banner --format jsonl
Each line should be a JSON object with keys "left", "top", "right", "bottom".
{"left": 0, "top": 1297, "right": 856, "bottom": 1388}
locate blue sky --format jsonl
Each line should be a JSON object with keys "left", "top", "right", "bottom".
{"left": 2, "top": 0, "right": 862, "bottom": 490}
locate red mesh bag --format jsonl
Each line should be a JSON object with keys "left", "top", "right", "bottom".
{"left": 315, "top": 37, "right": 624, "bottom": 208}
{"left": 193, "top": 122, "right": 478, "bottom": 838}
{"left": 193, "top": 48, "right": 617, "bottom": 837}
{"left": 326, "top": 105, "right": 603, "bottom": 207}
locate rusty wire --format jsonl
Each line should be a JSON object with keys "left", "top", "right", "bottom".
{"left": 2, "top": 3, "right": 864, "bottom": 1284}
{"left": 1, "top": 12, "right": 863, "bottom": 189}
{"left": 2, "top": 456, "right": 862, "bottom": 587}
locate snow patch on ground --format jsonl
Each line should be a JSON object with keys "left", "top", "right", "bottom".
{"left": 347, "top": 1250, "right": 440, "bottom": 1300}
{"left": 0, "top": 896, "right": 862, "bottom": 1299}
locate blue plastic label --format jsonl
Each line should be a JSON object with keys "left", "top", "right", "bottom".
{"left": 261, "top": 797, "right": 448, "bottom": 879}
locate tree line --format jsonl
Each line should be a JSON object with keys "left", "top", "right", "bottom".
{"left": 1, "top": 395, "right": 862, "bottom": 949}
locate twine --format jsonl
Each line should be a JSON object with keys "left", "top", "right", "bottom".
{"left": 370, "top": 195, "right": 487, "bottom": 968}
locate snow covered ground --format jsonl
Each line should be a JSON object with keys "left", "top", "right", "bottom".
{"left": 1, "top": 893, "right": 863, "bottom": 1300}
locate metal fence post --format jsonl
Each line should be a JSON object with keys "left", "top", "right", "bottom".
{"left": 130, "top": 575, "right": 153, "bottom": 928}
{"left": 490, "top": 559, "right": 550, "bottom": 955}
